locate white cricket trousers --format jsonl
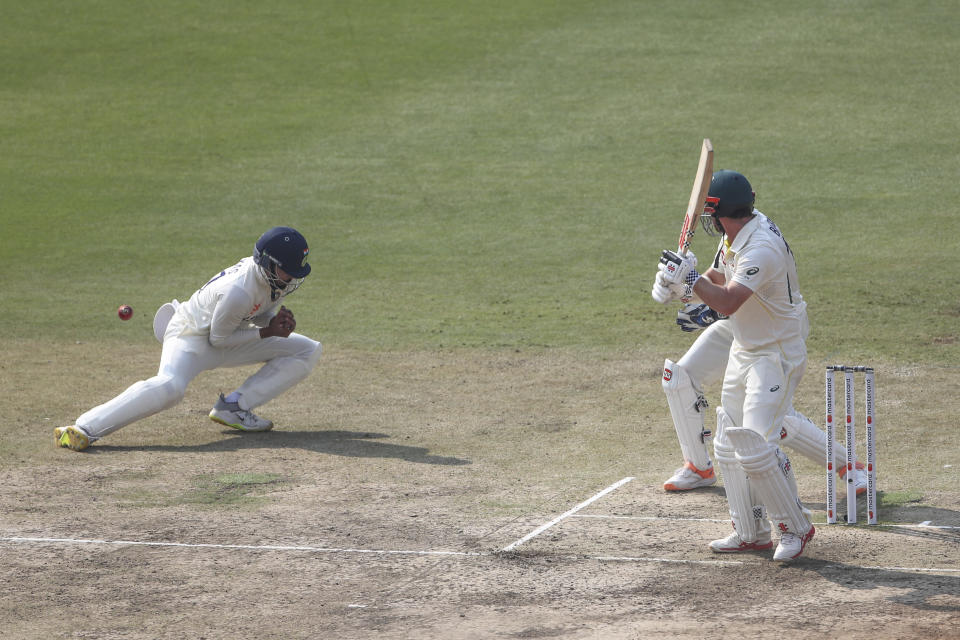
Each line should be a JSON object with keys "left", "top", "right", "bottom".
{"left": 721, "top": 336, "right": 807, "bottom": 443}
{"left": 677, "top": 320, "right": 734, "bottom": 388}
{"left": 77, "top": 332, "right": 322, "bottom": 439}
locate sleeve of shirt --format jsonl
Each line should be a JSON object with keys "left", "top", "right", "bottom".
{"left": 249, "top": 302, "right": 281, "bottom": 329}
{"left": 730, "top": 244, "right": 778, "bottom": 293}
{"left": 208, "top": 286, "right": 262, "bottom": 348}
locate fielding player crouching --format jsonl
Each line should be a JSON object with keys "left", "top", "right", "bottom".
{"left": 55, "top": 227, "right": 322, "bottom": 451}
{"left": 653, "top": 170, "right": 815, "bottom": 562}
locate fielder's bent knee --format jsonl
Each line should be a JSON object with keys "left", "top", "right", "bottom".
{"left": 155, "top": 376, "right": 188, "bottom": 407}
{"left": 304, "top": 340, "right": 322, "bottom": 369}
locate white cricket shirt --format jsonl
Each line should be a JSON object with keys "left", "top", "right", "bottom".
{"left": 170, "top": 257, "right": 282, "bottom": 347}
{"left": 718, "top": 211, "right": 808, "bottom": 350}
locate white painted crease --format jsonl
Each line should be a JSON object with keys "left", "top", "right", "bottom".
{"left": 501, "top": 476, "right": 635, "bottom": 552}
{"left": 1, "top": 532, "right": 957, "bottom": 573}
{"left": 0, "top": 537, "right": 484, "bottom": 557}
{"left": 573, "top": 514, "right": 960, "bottom": 530}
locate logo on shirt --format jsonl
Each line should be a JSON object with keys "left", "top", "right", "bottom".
{"left": 249, "top": 303, "right": 262, "bottom": 315}
{"left": 745, "top": 266, "right": 760, "bottom": 276}
{"left": 663, "top": 367, "right": 673, "bottom": 382}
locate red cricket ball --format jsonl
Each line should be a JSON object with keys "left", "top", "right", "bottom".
{"left": 118, "top": 304, "right": 134, "bottom": 320}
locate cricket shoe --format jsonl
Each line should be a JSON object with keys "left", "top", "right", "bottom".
{"left": 709, "top": 530, "right": 773, "bottom": 553}
{"left": 773, "top": 526, "right": 815, "bottom": 563}
{"left": 209, "top": 394, "right": 273, "bottom": 432}
{"left": 838, "top": 461, "right": 868, "bottom": 495}
{"left": 663, "top": 461, "right": 716, "bottom": 491}
{"left": 54, "top": 425, "right": 91, "bottom": 451}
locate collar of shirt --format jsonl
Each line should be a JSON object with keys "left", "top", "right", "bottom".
{"left": 727, "top": 212, "right": 762, "bottom": 255}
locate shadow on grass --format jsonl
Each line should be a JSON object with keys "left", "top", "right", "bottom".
{"left": 91, "top": 429, "right": 471, "bottom": 466}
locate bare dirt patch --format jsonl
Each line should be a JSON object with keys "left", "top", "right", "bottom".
{"left": 1, "top": 343, "right": 958, "bottom": 638}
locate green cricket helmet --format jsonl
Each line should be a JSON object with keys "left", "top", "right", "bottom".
{"left": 702, "top": 170, "right": 755, "bottom": 235}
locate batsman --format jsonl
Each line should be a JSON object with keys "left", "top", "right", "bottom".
{"left": 653, "top": 169, "right": 816, "bottom": 562}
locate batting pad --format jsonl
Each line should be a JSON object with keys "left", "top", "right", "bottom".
{"left": 727, "top": 427, "right": 812, "bottom": 536}
{"left": 714, "top": 408, "right": 769, "bottom": 542}
{"left": 780, "top": 413, "right": 848, "bottom": 469}
{"left": 661, "top": 359, "right": 712, "bottom": 470}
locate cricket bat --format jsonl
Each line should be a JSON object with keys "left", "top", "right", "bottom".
{"left": 676, "top": 138, "right": 713, "bottom": 256}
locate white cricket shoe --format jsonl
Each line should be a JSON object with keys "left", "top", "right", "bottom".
{"left": 773, "top": 526, "right": 815, "bottom": 563}
{"left": 709, "top": 530, "right": 773, "bottom": 553}
{"left": 838, "top": 462, "right": 868, "bottom": 496}
{"left": 663, "top": 461, "right": 717, "bottom": 491}
{"left": 209, "top": 394, "right": 274, "bottom": 432}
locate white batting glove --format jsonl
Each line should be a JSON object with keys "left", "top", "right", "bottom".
{"left": 651, "top": 271, "right": 674, "bottom": 304}
{"left": 651, "top": 271, "right": 691, "bottom": 305}
{"left": 658, "top": 249, "right": 700, "bottom": 286}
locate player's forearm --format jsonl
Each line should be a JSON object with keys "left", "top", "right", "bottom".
{"left": 703, "top": 267, "right": 725, "bottom": 285}
{"left": 210, "top": 327, "right": 261, "bottom": 347}
{"left": 692, "top": 278, "right": 748, "bottom": 316}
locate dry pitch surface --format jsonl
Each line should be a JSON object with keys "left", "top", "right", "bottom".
{"left": 1, "top": 343, "right": 958, "bottom": 639}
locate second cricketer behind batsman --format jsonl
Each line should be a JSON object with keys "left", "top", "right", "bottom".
{"left": 55, "top": 226, "right": 322, "bottom": 451}
{"left": 653, "top": 170, "right": 816, "bottom": 562}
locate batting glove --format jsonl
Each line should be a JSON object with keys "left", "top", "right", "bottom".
{"left": 652, "top": 272, "right": 693, "bottom": 305}
{"left": 676, "top": 303, "right": 728, "bottom": 332}
{"left": 658, "top": 249, "right": 700, "bottom": 287}
{"left": 651, "top": 271, "right": 674, "bottom": 304}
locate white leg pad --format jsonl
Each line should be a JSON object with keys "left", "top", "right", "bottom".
{"left": 727, "top": 426, "right": 812, "bottom": 536}
{"left": 780, "top": 412, "right": 848, "bottom": 469}
{"left": 662, "top": 359, "right": 712, "bottom": 471}
{"left": 714, "top": 408, "right": 769, "bottom": 542}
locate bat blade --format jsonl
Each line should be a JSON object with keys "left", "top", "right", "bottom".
{"left": 677, "top": 138, "right": 713, "bottom": 255}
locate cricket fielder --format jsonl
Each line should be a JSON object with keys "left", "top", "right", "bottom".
{"left": 654, "top": 170, "right": 816, "bottom": 562}
{"left": 55, "top": 227, "right": 322, "bottom": 451}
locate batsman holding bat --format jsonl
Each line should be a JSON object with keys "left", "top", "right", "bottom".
{"left": 653, "top": 169, "right": 816, "bottom": 562}
{"left": 655, "top": 144, "right": 866, "bottom": 501}
{"left": 55, "top": 226, "right": 322, "bottom": 451}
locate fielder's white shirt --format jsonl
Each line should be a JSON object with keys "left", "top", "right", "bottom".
{"left": 719, "top": 211, "right": 808, "bottom": 350}
{"left": 171, "top": 257, "right": 282, "bottom": 347}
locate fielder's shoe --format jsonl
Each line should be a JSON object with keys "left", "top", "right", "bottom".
{"left": 54, "top": 425, "right": 91, "bottom": 451}
{"left": 209, "top": 394, "right": 273, "bottom": 432}
{"left": 663, "top": 461, "right": 717, "bottom": 491}
{"left": 838, "top": 461, "right": 868, "bottom": 496}
{"left": 709, "top": 530, "right": 773, "bottom": 553}
{"left": 773, "top": 526, "right": 815, "bottom": 563}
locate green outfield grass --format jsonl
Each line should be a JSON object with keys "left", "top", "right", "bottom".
{"left": 1, "top": 6, "right": 958, "bottom": 637}
{"left": 2, "top": 0, "right": 958, "bottom": 362}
